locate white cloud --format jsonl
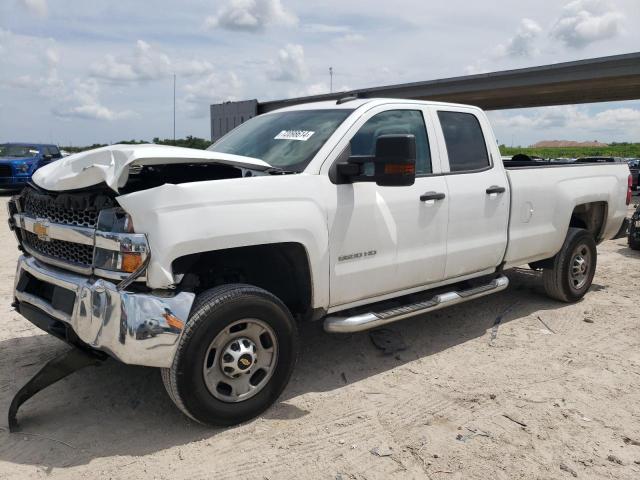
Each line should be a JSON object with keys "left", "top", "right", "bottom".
{"left": 90, "top": 40, "right": 172, "bottom": 82}
{"left": 335, "top": 33, "right": 366, "bottom": 44}
{"left": 53, "top": 79, "right": 134, "bottom": 121}
{"left": 551, "top": 0, "right": 623, "bottom": 48}
{"left": 302, "top": 23, "right": 351, "bottom": 34}
{"left": 268, "top": 44, "right": 308, "bottom": 82}
{"left": 19, "top": 0, "right": 47, "bottom": 17}
{"left": 182, "top": 72, "right": 243, "bottom": 118}
{"left": 90, "top": 40, "right": 214, "bottom": 82}
{"left": 494, "top": 18, "right": 542, "bottom": 58}
{"left": 4, "top": 43, "right": 64, "bottom": 99}
{"left": 205, "top": 0, "right": 297, "bottom": 33}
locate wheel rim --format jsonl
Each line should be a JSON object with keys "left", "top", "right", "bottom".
{"left": 569, "top": 243, "right": 591, "bottom": 290}
{"left": 203, "top": 318, "right": 278, "bottom": 403}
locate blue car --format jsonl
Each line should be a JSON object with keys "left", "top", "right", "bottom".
{"left": 0, "top": 143, "right": 63, "bottom": 189}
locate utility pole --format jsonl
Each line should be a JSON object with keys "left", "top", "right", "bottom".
{"left": 173, "top": 74, "right": 176, "bottom": 144}
{"left": 329, "top": 67, "right": 333, "bottom": 93}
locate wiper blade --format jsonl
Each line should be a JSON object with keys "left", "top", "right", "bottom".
{"left": 264, "top": 167, "right": 298, "bottom": 175}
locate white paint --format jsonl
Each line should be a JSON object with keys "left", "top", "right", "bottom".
{"left": 33, "top": 98, "right": 630, "bottom": 314}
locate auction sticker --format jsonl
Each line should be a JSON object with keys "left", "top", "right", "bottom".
{"left": 274, "top": 130, "right": 315, "bottom": 141}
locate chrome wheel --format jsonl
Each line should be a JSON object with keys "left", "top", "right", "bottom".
{"left": 569, "top": 244, "right": 591, "bottom": 290}
{"left": 203, "top": 318, "right": 278, "bottom": 403}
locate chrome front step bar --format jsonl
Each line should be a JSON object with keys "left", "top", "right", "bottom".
{"left": 324, "top": 275, "right": 509, "bottom": 333}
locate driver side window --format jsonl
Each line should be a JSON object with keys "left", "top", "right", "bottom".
{"left": 350, "top": 110, "right": 431, "bottom": 175}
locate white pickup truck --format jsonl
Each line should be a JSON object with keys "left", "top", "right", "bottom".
{"left": 8, "top": 98, "right": 631, "bottom": 427}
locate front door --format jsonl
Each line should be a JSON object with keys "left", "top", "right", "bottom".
{"left": 327, "top": 106, "right": 449, "bottom": 308}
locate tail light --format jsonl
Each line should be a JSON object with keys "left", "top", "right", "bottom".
{"left": 627, "top": 174, "right": 632, "bottom": 206}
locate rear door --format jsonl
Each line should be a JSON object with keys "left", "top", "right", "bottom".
{"left": 430, "top": 107, "right": 509, "bottom": 278}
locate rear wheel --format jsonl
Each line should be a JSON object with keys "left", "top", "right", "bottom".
{"left": 162, "top": 284, "right": 298, "bottom": 426}
{"left": 543, "top": 228, "right": 597, "bottom": 303}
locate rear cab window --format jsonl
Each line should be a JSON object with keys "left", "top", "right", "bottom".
{"left": 437, "top": 111, "right": 490, "bottom": 173}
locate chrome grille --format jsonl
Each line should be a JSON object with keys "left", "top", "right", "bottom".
{"left": 23, "top": 194, "right": 99, "bottom": 228}
{"left": 23, "top": 231, "right": 94, "bottom": 267}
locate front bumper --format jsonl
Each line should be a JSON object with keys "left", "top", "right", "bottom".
{"left": 0, "top": 177, "right": 28, "bottom": 187}
{"left": 14, "top": 255, "right": 195, "bottom": 368}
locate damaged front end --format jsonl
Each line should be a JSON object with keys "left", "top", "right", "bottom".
{"left": 8, "top": 185, "right": 196, "bottom": 367}
{"left": 8, "top": 185, "right": 195, "bottom": 430}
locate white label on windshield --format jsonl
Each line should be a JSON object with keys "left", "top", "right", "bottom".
{"left": 274, "top": 130, "right": 315, "bottom": 141}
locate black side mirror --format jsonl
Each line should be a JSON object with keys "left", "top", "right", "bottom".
{"left": 372, "top": 134, "right": 416, "bottom": 187}
{"left": 334, "top": 134, "right": 417, "bottom": 186}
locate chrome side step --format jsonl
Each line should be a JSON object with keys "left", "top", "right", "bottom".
{"left": 323, "top": 275, "right": 509, "bottom": 333}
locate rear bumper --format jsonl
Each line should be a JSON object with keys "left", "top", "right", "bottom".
{"left": 14, "top": 255, "right": 195, "bottom": 368}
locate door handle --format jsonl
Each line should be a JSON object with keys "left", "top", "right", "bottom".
{"left": 420, "top": 191, "right": 446, "bottom": 202}
{"left": 486, "top": 185, "right": 506, "bottom": 194}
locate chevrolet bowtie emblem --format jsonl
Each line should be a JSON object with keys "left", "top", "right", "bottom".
{"left": 33, "top": 221, "right": 50, "bottom": 241}
{"left": 239, "top": 358, "right": 250, "bottom": 367}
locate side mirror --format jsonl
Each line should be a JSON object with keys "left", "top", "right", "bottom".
{"left": 334, "top": 134, "right": 417, "bottom": 186}
{"left": 43, "top": 154, "right": 53, "bottom": 160}
{"left": 372, "top": 134, "right": 416, "bottom": 187}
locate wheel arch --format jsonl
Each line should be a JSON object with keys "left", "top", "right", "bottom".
{"left": 569, "top": 201, "right": 607, "bottom": 243}
{"left": 172, "top": 242, "right": 315, "bottom": 320}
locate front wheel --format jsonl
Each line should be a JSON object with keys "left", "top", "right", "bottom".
{"left": 162, "top": 284, "right": 298, "bottom": 426}
{"left": 543, "top": 228, "right": 597, "bottom": 303}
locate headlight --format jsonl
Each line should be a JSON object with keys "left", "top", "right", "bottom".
{"left": 17, "top": 163, "right": 30, "bottom": 173}
{"left": 94, "top": 208, "right": 148, "bottom": 274}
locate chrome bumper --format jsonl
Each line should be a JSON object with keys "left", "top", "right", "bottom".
{"left": 14, "top": 255, "right": 195, "bottom": 368}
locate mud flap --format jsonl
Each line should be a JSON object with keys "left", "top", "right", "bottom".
{"left": 8, "top": 347, "right": 107, "bottom": 432}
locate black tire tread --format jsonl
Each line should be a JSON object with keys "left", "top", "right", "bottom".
{"left": 161, "top": 283, "right": 297, "bottom": 425}
{"left": 543, "top": 228, "right": 596, "bottom": 303}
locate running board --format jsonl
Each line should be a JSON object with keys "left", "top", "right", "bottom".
{"left": 324, "top": 275, "right": 509, "bottom": 333}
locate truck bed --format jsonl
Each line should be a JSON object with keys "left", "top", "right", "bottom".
{"left": 502, "top": 162, "right": 629, "bottom": 268}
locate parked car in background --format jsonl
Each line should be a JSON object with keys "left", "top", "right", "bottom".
{"left": 575, "top": 156, "right": 627, "bottom": 164}
{"left": 0, "top": 143, "right": 62, "bottom": 189}
{"left": 630, "top": 203, "right": 640, "bottom": 250}
{"left": 628, "top": 159, "right": 639, "bottom": 190}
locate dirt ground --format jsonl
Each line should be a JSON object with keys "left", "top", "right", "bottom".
{"left": 1, "top": 193, "right": 639, "bottom": 480}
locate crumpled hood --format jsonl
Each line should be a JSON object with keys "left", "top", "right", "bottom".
{"left": 32, "top": 143, "right": 271, "bottom": 192}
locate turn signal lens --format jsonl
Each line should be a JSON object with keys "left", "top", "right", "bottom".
{"left": 121, "top": 252, "right": 143, "bottom": 273}
{"left": 384, "top": 163, "right": 415, "bottom": 175}
{"left": 627, "top": 174, "right": 632, "bottom": 206}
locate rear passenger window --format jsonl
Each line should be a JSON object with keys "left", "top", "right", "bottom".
{"left": 351, "top": 110, "right": 431, "bottom": 175}
{"left": 438, "top": 111, "right": 490, "bottom": 172}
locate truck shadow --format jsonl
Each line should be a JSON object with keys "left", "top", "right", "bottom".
{"left": 0, "top": 268, "right": 578, "bottom": 469}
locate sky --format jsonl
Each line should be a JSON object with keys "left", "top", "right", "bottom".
{"left": 0, "top": 0, "right": 639, "bottom": 147}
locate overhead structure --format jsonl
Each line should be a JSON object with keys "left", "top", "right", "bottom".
{"left": 211, "top": 52, "right": 640, "bottom": 141}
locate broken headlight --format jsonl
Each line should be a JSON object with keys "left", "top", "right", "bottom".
{"left": 94, "top": 208, "right": 149, "bottom": 274}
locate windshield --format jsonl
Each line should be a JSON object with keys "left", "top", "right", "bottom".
{"left": 208, "top": 109, "right": 353, "bottom": 172}
{"left": 0, "top": 144, "right": 39, "bottom": 158}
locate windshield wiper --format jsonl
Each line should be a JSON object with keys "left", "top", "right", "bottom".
{"left": 264, "top": 167, "right": 298, "bottom": 175}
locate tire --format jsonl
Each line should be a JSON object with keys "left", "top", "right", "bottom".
{"left": 543, "top": 228, "right": 597, "bottom": 303}
{"left": 162, "top": 284, "right": 298, "bottom": 426}
{"left": 629, "top": 234, "right": 640, "bottom": 251}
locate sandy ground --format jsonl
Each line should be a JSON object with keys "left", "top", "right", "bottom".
{"left": 0, "top": 192, "right": 639, "bottom": 480}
